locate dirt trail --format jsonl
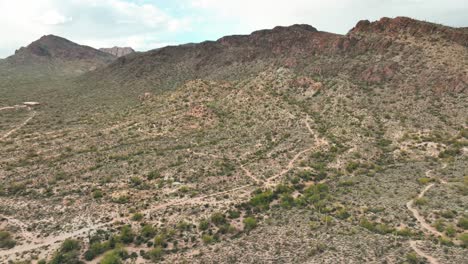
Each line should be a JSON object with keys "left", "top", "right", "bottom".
{"left": 265, "top": 117, "right": 327, "bottom": 187}
{"left": 0, "top": 115, "right": 324, "bottom": 260}
{"left": 407, "top": 165, "right": 448, "bottom": 264}
{"left": 0, "top": 105, "right": 27, "bottom": 111}
{"left": 409, "top": 241, "right": 440, "bottom": 264}
{"left": 1, "top": 110, "right": 36, "bottom": 140}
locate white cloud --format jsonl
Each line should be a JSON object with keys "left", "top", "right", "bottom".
{"left": 0, "top": 0, "right": 188, "bottom": 57}
{"left": 39, "top": 10, "right": 72, "bottom": 25}
{"left": 187, "top": 0, "right": 468, "bottom": 35}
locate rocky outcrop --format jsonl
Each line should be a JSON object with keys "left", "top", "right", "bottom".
{"left": 99, "top": 47, "right": 135, "bottom": 57}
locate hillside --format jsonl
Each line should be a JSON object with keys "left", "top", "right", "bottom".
{"left": 0, "top": 17, "right": 467, "bottom": 264}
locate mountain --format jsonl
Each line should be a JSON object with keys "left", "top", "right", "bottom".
{"left": 83, "top": 17, "right": 466, "bottom": 99}
{"left": 0, "top": 17, "right": 467, "bottom": 264}
{"left": 99, "top": 46, "right": 135, "bottom": 57}
{"left": 0, "top": 35, "right": 116, "bottom": 79}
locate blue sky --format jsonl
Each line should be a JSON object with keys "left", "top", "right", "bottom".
{"left": 1, "top": 0, "right": 467, "bottom": 58}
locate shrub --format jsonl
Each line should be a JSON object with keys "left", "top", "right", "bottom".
{"left": 459, "top": 233, "right": 468, "bottom": 248}
{"left": 243, "top": 217, "right": 257, "bottom": 232}
{"left": 92, "top": 189, "right": 103, "bottom": 199}
{"left": 101, "top": 249, "right": 123, "bottom": 264}
{"left": 0, "top": 231, "right": 16, "bottom": 249}
{"left": 406, "top": 253, "right": 419, "bottom": 264}
{"left": 140, "top": 225, "right": 156, "bottom": 238}
{"left": 147, "top": 171, "right": 160, "bottom": 180}
{"left": 131, "top": 213, "right": 144, "bottom": 221}
{"left": 119, "top": 226, "right": 134, "bottom": 244}
{"left": 457, "top": 217, "right": 468, "bottom": 230}
{"left": 198, "top": 219, "right": 209, "bottom": 231}
{"left": 148, "top": 247, "right": 164, "bottom": 262}
{"left": 440, "top": 210, "right": 455, "bottom": 219}
{"left": 346, "top": 162, "right": 360, "bottom": 173}
{"left": 414, "top": 198, "right": 428, "bottom": 206}
{"left": 154, "top": 234, "right": 165, "bottom": 247}
{"left": 49, "top": 239, "right": 82, "bottom": 264}
{"left": 249, "top": 190, "right": 274, "bottom": 210}
{"left": 417, "top": 178, "right": 434, "bottom": 185}
{"left": 445, "top": 225, "right": 456, "bottom": 237}
{"left": 202, "top": 234, "right": 214, "bottom": 244}
{"left": 210, "top": 212, "right": 226, "bottom": 226}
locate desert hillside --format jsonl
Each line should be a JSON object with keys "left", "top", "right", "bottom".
{"left": 0, "top": 17, "right": 467, "bottom": 264}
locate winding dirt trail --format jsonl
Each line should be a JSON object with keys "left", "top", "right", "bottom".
{"left": 265, "top": 117, "right": 327, "bottom": 187}
{"left": 406, "top": 165, "right": 449, "bottom": 264}
{"left": 1, "top": 110, "right": 36, "bottom": 140}
{"left": 0, "top": 115, "right": 324, "bottom": 260}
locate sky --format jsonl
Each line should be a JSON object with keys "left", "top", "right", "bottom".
{"left": 0, "top": 0, "right": 467, "bottom": 58}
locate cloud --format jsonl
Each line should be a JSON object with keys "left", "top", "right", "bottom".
{"left": 187, "top": 0, "right": 468, "bottom": 35}
{"left": 0, "top": 0, "right": 189, "bottom": 57}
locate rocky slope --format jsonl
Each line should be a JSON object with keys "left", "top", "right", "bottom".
{"left": 99, "top": 46, "right": 135, "bottom": 57}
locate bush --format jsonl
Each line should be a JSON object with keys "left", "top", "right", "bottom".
{"left": 0, "top": 231, "right": 16, "bottom": 249}
{"left": 459, "top": 233, "right": 468, "bottom": 248}
{"left": 445, "top": 225, "right": 456, "bottom": 237}
{"left": 92, "top": 189, "right": 103, "bottom": 199}
{"left": 101, "top": 249, "right": 124, "bottom": 264}
{"left": 198, "top": 219, "right": 209, "bottom": 231}
{"left": 119, "top": 226, "right": 134, "bottom": 244}
{"left": 417, "top": 178, "right": 434, "bottom": 185}
{"left": 202, "top": 234, "right": 214, "bottom": 244}
{"left": 140, "top": 224, "right": 156, "bottom": 238}
{"left": 131, "top": 213, "right": 144, "bottom": 221}
{"left": 147, "top": 171, "right": 160, "bottom": 180}
{"left": 154, "top": 234, "right": 165, "bottom": 247}
{"left": 49, "top": 239, "right": 82, "bottom": 264}
{"left": 210, "top": 212, "right": 226, "bottom": 226}
{"left": 414, "top": 197, "right": 428, "bottom": 206}
{"left": 406, "top": 253, "right": 419, "bottom": 264}
{"left": 458, "top": 217, "right": 468, "bottom": 230}
{"left": 249, "top": 190, "right": 274, "bottom": 210}
{"left": 148, "top": 247, "right": 164, "bottom": 262}
{"left": 243, "top": 217, "right": 257, "bottom": 232}
{"left": 346, "top": 162, "right": 360, "bottom": 173}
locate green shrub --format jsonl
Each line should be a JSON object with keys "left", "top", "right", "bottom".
{"left": 458, "top": 217, "right": 468, "bottom": 229}
{"left": 92, "top": 189, "right": 103, "bottom": 199}
{"left": 417, "top": 178, "right": 434, "bottom": 185}
{"left": 406, "top": 253, "right": 419, "bottom": 264}
{"left": 445, "top": 225, "right": 456, "bottom": 237}
{"left": 119, "top": 226, "right": 134, "bottom": 244}
{"left": 101, "top": 249, "right": 125, "bottom": 264}
{"left": 198, "top": 219, "right": 209, "bottom": 231}
{"left": 49, "top": 239, "right": 82, "bottom": 264}
{"left": 148, "top": 247, "right": 164, "bottom": 262}
{"left": 131, "top": 213, "right": 144, "bottom": 221}
{"left": 202, "top": 234, "right": 214, "bottom": 244}
{"left": 154, "top": 234, "right": 165, "bottom": 247}
{"left": 210, "top": 212, "right": 226, "bottom": 226}
{"left": 346, "top": 162, "right": 360, "bottom": 173}
{"left": 140, "top": 225, "right": 156, "bottom": 238}
{"left": 459, "top": 233, "right": 468, "bottom": 248}
{"left": 0, "top": 231, "right": 16, "bottom": 249}
{"left": 243, "top": 217, "right": 257, "bottom": 232}
{"left": 147, "top": 171, "right": 160, "bottom": 180}
{"left": 249, "top": 190, "right": 274, "bottom": 210}
{"left": 414, "top": 197, "right": 428, "bottom": 206}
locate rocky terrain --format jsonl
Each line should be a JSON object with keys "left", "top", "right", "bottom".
{"left": 0, "top": 16, "right": 467, "bottom": 264}
{"left": 99, "top": 47, "right": 135, "bottom": 57}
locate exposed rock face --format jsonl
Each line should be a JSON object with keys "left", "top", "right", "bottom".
{"left": 99, "top": 47, "right": 135, "bottom": 57}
